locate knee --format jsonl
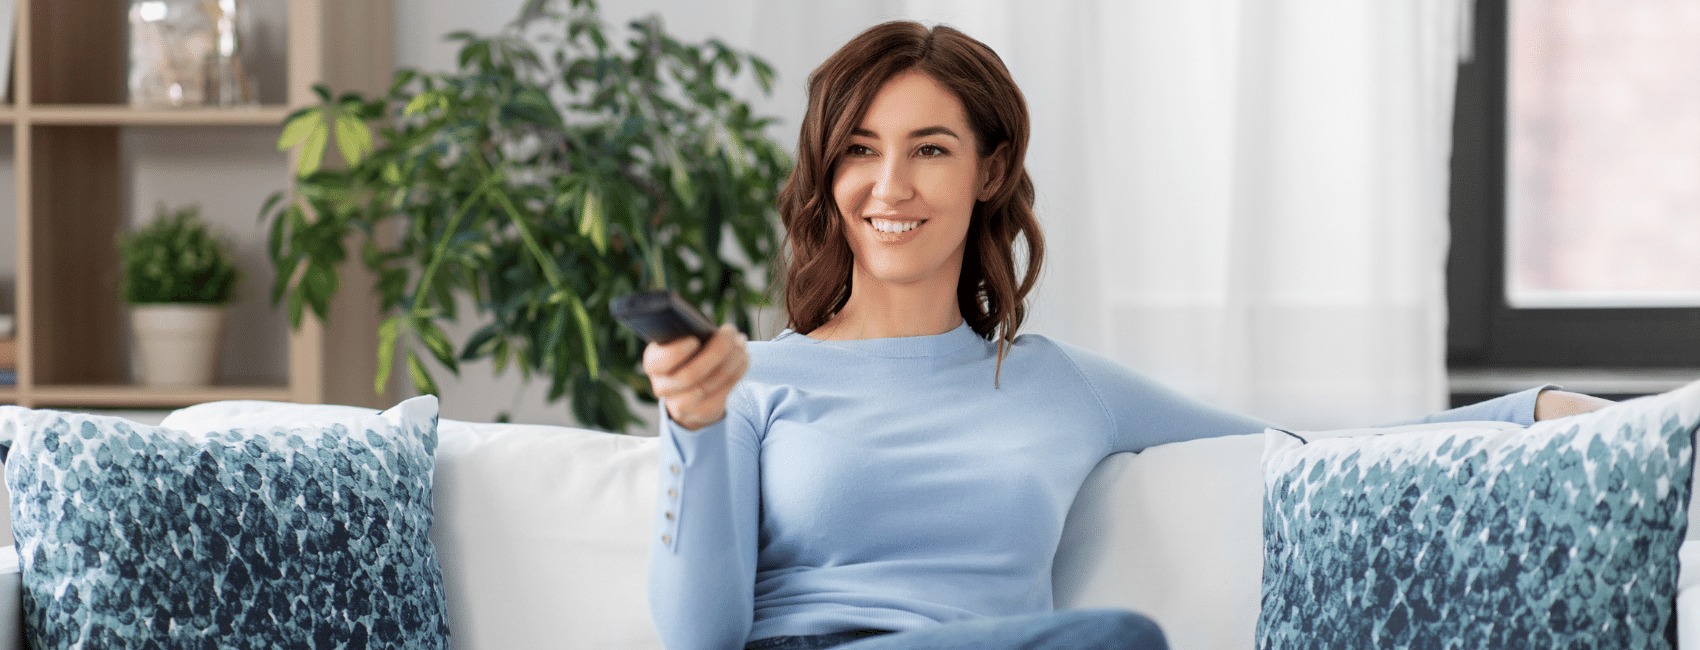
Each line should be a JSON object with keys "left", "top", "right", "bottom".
{"left": 1088, "top": 610, "right": 1168, "bottom": 650}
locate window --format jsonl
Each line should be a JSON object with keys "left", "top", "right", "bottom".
{"left": 1448, "top": 0, "right": 1700, "bottom": 385}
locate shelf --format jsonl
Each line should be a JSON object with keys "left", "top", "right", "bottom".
{"left": 29, "top": 385, "right": 293, "bottom": 408}
{"left": 26, "top": 105, "right": 291, "bottom": 126}
{"left": 7, "top": 0, "right": 396, "bottom": 413}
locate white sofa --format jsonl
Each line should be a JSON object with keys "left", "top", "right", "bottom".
{"left": 0, "top": 401, "right": 1697, "bottom": 649}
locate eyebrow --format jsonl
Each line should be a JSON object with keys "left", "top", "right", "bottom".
{"left": 851, "top": 126, "right": 961, "bottom": 140}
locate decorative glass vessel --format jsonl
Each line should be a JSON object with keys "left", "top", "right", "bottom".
{"left": 128, "top": 0, "right": 217, "bottom": 107}
{"left": 205, "top": 0, "right": 259, "bottom": 106}
{"left": 127, "top": 0, "right": 255, "bottom": 106}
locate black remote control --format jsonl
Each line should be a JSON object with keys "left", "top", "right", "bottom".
{"left": 612, "top": 290, "right": 718, "bottom": 344}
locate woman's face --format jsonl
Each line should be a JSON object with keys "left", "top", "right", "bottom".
{"left": 832, "top": 70, "right": 1000, "bottom": 291}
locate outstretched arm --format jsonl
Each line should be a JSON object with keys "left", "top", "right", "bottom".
{"left": 1048, "top": 340, "right": 1273, "bottom": 453}
{"left": 1050, "top": 340, "right": 1613, "bottom": 455}
{"left": 647, "top": 409, "right": 762, "bottom": 650}
{"left": 1391, "top": 384, "right": 1553, "bottom": 427}
{"left": 643, "top": 328, "right": 761, "bottom": 650}
{"left": 1390, "top": 385, "right": 1615, "bottom": 427}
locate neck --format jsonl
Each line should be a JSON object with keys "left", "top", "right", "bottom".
{"left": 814, "top": 266, "right": 963, "bottom": 340}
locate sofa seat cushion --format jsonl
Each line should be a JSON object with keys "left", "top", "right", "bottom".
{"left": 0, "top": 396, "right": 448, "bottom": 648}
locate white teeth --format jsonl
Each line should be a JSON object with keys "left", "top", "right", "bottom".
{"left": 870, "top": 218, "right": 920, "bottom": 234}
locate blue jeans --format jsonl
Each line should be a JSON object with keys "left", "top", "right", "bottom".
{"left": 742, "top": 609, "right": 1168, "bottom": 650}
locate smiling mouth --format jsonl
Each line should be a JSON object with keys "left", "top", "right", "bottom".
{"left": 866, "top": 218, "right": 926, "bottom": 234}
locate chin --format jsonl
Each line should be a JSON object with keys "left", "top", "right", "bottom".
{"left": 859, "top": 261, "right": 944, "bottom": 287}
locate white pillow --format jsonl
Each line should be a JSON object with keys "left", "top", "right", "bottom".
{"left": 429, "top": 419, "right": 660, "bottom": 649}
{"left": 1053, "top": 433, "right": 1265, "bottom": 650}
{"left": 163, "top": 401, "right": 665, "bottom": 650}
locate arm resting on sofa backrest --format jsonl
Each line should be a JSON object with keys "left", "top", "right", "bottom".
{"left": 0, "top": 546, "right": 19, "bottom": 650}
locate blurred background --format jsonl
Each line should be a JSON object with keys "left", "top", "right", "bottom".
{"left": 4, "top": 0, "right": 1691, "bottom": 431}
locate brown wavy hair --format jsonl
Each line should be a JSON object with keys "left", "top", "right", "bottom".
{"left": 777, "top": 21, "right": 1044, "bottom": 384}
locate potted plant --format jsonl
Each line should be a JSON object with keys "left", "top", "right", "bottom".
{"left": 120, "top": 204, "right": 240, "bottom": 386}
{"left": 262, "top": 0, "right": 789, "bottom": 432}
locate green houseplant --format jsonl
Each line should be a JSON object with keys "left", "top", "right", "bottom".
{"left": 120, "top": 204, "right": 240, "bottom": 386}
{"left": 262, "top": 0, "right": 789, "bottom": 432}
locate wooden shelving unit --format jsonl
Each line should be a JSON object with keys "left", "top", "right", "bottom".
{"left": 29, "top": 385, "right": 294, "bottom": 408}
{"left": 28, "top": 105, "right": 293, "bottom": 126}
{"left": 1, "top": 0, "right": 395, "bottom": 411}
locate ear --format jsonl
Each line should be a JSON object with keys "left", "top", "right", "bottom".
{"left": 977, "top": 142, "right": 1010, "bottom": 202}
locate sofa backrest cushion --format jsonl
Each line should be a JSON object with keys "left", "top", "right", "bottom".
{"left": 1053, "top": 433, "right": 1266, "bottom": 650}
{"left": 158, "top": 399, "right": 1700, "bottom": 650}
{"left": 428, "top": 419, "right": 661, "bottom": 649}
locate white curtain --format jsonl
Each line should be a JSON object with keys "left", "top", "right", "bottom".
{"left": 1083, "top": 0, "right": 1473, "bottom": 428}
{"left": 414, "top": 0, "right": 1474, "bottom": 429}
{"left": 1076, "top": 0, "right": 1473, "bottom": 428}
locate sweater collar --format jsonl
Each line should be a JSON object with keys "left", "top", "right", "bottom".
{"left": 774, "top": 320, "right": 985, "bottom": 358}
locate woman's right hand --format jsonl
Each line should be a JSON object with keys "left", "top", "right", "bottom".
{"left": 642, "top": 324, "right": 750, "bottom": 431}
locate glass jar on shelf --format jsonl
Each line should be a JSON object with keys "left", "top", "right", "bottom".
{"left": 128, "top": 0, "right": 258, "bottom": 107}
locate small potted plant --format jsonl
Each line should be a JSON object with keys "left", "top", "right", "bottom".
{"left": 119, "top": 204, "right": 239, "bottom": 386}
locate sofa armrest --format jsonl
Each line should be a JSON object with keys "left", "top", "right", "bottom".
{"left": 0, "top": 546, "right": 19, "bottom": 650}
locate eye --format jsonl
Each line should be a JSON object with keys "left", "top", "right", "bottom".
{"left": 917, "top": 144, "right": 949, "bottom": 157}
{"left": 845, "top": 144, "right": 875, "bottom": 156}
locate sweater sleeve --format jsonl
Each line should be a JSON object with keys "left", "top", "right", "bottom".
{"left": 1051, "top": 340, "right": 1273, "bottom": 454}
{"left": 647, "top": 388, "right": 763, "bottom": 650}
{"left": 1053, "top": 340, "right": 1556, "bottom": 454}
{"left": 1380, "top": 384, "right": 1558, "bottom": 427}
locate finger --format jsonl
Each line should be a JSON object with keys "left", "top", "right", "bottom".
{"left": 669, "top": 341, "right": 748, "bottom": 427}
{"left": 654, "top": 330, "right": 748, "bottom": 402}
{"left": 667, "top": 373, "right": 735, "bottom": 425}
{"left": 650, "top": 342, "right": 730, "bottom": 400}
{"left": 656, "top": 326, "right": 739, "bottom": 393}
{"left": 693, "top": 357, "right": 748, "bottom": 413}
{"left": 685, "top": 385, "right": 735, "bottom": 425}
{"left": 695, "top": 330, "right": 751, "bottom": 396}
{"left": 642, "top": 335, "right": 704, "bottom": 377}
{"left": 693, "top": 341, "right": 749, "bottom": 397}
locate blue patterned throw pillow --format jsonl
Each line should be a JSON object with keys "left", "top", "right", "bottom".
{"left": 0, "top": 396, "right": 450, "bottom": 648}
{"left": 1259, "top": 381, "right": 1700, "bottom": 649}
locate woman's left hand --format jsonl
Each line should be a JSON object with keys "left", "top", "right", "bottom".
{"left": 1534, "top": 389, "right": 1616, "bottom": 421}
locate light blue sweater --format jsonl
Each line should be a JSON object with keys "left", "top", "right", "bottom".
{"left": 647, "top": 322, "right": 1547, "bottom": 649}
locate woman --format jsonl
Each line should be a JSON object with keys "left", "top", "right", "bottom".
{"left": 642, "top": 21, "right": 1609, "bottom": 650}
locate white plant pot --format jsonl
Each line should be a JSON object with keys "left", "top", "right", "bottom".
{"left": 130, "top": 304, "right": 226, "bottom": 387}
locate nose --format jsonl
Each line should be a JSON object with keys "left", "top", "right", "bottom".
{"left": 870, "top": 155, "right": 914, "bottom": 205}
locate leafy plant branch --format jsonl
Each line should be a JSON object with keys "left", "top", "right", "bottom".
{"left": 262, "top": 0, "right": 789, "bottom": 431}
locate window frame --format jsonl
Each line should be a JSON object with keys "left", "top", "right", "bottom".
{"left": 1446, "top": 0, "right": 1700, "bottom": 370}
